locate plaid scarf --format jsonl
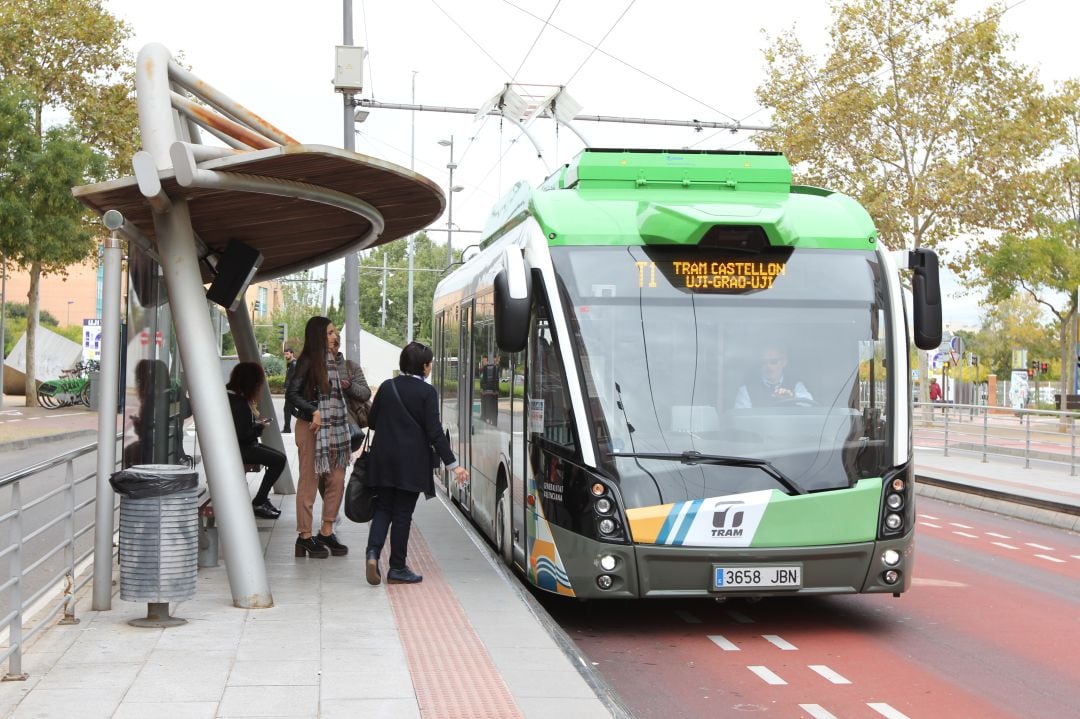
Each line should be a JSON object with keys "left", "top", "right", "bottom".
{"left": 315, "top": 351, "right": 352, "bottom": 475}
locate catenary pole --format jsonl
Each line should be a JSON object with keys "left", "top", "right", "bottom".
{"left": 342, "top": 0, "right": 361, "bottom": 363}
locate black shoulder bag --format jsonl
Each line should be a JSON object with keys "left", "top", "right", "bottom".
{"left": 389, "top": 378, "right": 439, "bottom": 470}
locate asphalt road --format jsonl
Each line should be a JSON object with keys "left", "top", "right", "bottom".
{"left": 540, "top": 496, "right": 1080, "bottom": 719}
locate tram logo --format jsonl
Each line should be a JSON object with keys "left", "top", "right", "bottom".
{"left": 711, "top": 501, "right": 745, "bottom": 537}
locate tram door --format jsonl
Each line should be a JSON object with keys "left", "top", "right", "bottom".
{"left": 456, "top": 302, "right": 473, "bottom": 511}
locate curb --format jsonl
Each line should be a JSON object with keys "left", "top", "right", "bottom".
{"left": 0, "top": 428, "right": 98, "bottom": 454}
{"left": 915, "top": 474, "right": 1080, "bottom": 532}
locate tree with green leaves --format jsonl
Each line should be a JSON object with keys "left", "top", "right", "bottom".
{"left": 755, "top": 0, "right": 1057, "bottom": 401}
{"left": 969, "top": 81, "right": 1080, "bottom": 408}
{"left": 0, "top": 1, "right": 136, "bottom": 405}
{"left": 970, "top": 295, "right": 1055, "bottom": 379}
{"left": 0, "top": 81, "right": 104, "bottom": 404}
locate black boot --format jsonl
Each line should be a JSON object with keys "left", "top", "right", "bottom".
{"left": 315, "top": 533, "right": 348, "bottom": 556}
{"left": 253, "top": 500, "right": 280, "bottom": 519}
{"left": 365, "top": 548, "right": 381, "bottom": 586}
{"left": 295, "top": 535, "right": 329, "bottom": 558}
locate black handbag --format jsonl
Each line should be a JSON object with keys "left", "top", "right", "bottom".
{"left": 344, "top": 437, "right": 377, "bottom": 523}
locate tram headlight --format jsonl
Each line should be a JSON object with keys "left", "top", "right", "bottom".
{"left": 890, "top": 478, "right": 906, "bottom": 492}
{"left": 884, "top": 513, "right": 903, "bottom": 531}
{"left": 882, "top": 569, "right": 900, "bottom": 585}
{"left": 598, "top": 518, "right": 617, "bottom": 535}
{"left": 597, "top": 574, "right": 614, "bottom": 590}
{"left": 885, "top": 493, "right": 904, "bottom": 510}
{"left": 882, "top": 549, "right": 901, "bottom": 567}
{"left": 595, "top": 497, "right": 613, "bottom": 515}
{"left": 590, "top": 482, "right": 606, "bottom": 497}
{"left": 599, "top": 554, "right": 617, "bottom": 571}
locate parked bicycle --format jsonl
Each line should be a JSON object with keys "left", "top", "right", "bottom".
{"left": 37, "top": 360, "right": 100, "bottom": 409}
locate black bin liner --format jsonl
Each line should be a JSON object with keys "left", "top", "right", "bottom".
{"left": 110, "top": 464, "right": 198, "bottom": 499}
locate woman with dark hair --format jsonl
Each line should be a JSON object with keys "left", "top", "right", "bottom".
{"left": 226, "top": 362, "right": 284, "bottom": 520}
{"left": 284, "top": 317, "right": 352, "bottom": 558}
{"left": 364, "top": 342, "right": 468, "bottom": 585}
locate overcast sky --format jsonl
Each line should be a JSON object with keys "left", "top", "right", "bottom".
{"left": 105, "top": 0, "right": 1076, "bottom": 329}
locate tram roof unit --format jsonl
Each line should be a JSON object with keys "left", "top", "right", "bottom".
{"left": 489, "top": 148, "right": 878, "bottom": 251}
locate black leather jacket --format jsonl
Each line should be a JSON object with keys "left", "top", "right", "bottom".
{"left": 283, "top": 356, "right": 323, "bottom": 422}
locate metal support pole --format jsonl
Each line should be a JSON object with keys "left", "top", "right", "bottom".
{"left": 153, "top": 201, "right": 272, "bottom": 608}
{"left": 5, "top": 482, "right": 27, "bottom": 680}
{"left": 1071, "top": 415, "right": 1076, "bottom": 477}
{"left": 342, "top": 0, "right": 361, "bottom": 365}
{"left": 92, "top": 229, "right": 122, "bottom": 610}
{"left": 380, "top": 254, "right": 388, "bottom": 328}
{"left": 943, "top": 405, "right": 949, "bottom": 458}
{"left": 407, "top": 237, "right": 415, "bottom": 343}
{"left": 61, "top": 461, "right": 79, "bottom": 624}
{"left": 1024, "top": 413, "right": 1031, "bottom": 469}
{"left": 227, "top": 298, "right": 295, "bottom": 494}
{"left": 982, "top": 405, "right": 989, "bottom": 463}
{"left": 446, "top": 136, "right": 455, "bottom": 267}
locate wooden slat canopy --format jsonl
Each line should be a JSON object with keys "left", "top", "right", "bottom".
{"left": 72, "top": 144, "right": 445, "bottom": 282}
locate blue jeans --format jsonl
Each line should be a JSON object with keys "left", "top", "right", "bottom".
{"left": 365, "top": 486, "right": 420, "bottom": 570}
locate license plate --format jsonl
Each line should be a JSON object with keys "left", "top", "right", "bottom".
{"left": 712, "top": 565, "right": 802, "bottom": 591}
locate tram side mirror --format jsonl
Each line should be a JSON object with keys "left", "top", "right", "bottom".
{"left": 494, "top": 247, "right": 532, "bottom": 353}
{"left": 909, "top": 248, "right": 942, "bottom": 350}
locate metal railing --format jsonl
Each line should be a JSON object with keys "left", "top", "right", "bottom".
{"left": 914, "top": 401, "right": 1080, "bottom": 475}
{"left": 0, "top": 438, "right": 121, "bottom": 680}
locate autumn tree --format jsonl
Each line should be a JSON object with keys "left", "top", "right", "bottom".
{"left": 357, "top": 234, "right": 451, "bottom": 348}
{"left": 0, "top": 0, "right": 137, "bottom": 405}
{"left": 970, "top": 81, "right": 1080, "bottom": 408}
{"left": 755, "top": 0, "right": 1056, "bottom": 401}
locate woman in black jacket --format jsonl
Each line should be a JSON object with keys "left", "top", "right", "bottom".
{"left": 365, "top": 342, "right": 468, "bottom": 585}
{"left": 226, "top": 362, "right": 283, "bottom": 520}
{"left": 284, "top": 317, "right": 353, "bottom": 559}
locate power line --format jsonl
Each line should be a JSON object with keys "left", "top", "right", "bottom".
{"left": 510, "top": 0, "right": 562, "bottom": 83}
{"left": 564, "top": 0, "right": 635, "bottom": 88}
{"left": 502, "top": 0, "right": 739, "bottom": 123}
{"left": 360, "top": 0, "right": 375, "bottom": 98}
{"left": 429, "top": 0, "right": 514, "bottom": 79}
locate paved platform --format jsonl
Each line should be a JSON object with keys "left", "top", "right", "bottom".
{"left": 0, "top": 434, "right": 620, "bottom": 718}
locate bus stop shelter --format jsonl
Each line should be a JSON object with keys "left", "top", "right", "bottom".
{"left": 72, "top": 43, "right": 444, "bottom": 610}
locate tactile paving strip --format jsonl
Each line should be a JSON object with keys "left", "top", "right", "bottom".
{"left": 387, "top": 530, "right": 524, "bottom": 718}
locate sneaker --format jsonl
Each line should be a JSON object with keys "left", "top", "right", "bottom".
{"left": 387, "top": 566, "right": 422, "bottom": 584}
{"left": 295, "top": 535, "right": 330, "bottom": 558}
{"left": 315, "top": 533, "right": 348, "bottom": 556}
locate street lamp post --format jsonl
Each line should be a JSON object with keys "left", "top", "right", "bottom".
{"left": 438, "top": 137, "right": 464, "bottom": 266}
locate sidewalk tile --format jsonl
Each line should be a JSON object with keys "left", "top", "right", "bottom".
{"left": 113, "top": 701, "right": 219, "bottom": 719}
{"left": 217, "top": 684, "right": 319, "bottom": 717}
{"left": 319, "top": 698, "right": 420, "bottom": 719}
{"left": 227, "top": 659, "right": 320, "bottom": 687}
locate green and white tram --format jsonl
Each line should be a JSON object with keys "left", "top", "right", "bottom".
{"left": 432, "top": 149, "right": 941, "bottom": 599}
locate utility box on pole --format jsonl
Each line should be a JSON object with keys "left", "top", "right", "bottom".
{"left": 334, "top": 46, "right": 365, "bottom": 92}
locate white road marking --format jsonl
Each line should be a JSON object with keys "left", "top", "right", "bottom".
{"left": 949, "top": 522, "right": 973, "bottom": 529}
{"left": 920, "top": 522, "right": 942, "bottom": 528}
{"left": 809, "top": 665, "right": 851, "bottom": 684}
{"left": 952, "top": 531, "right": 978, "bottom": 538}
{"left": 985, "top": 532, "right": 1011, "bottom": 539}
{"left": 868, "top": 702, "right": 911, "bottom": 719}
{"left": 1035, "top": 554, "right": 1066, "bottom": 563}
{"left": 799, "top": 705, "right": 838, "bottom": 719}
{"left": 1026, "top": 543, "right": 1054, "bottom": 551}
{"left": 675, "top": 610, "right": 701, "bottom": 624}
{"left": 991, "top": 542, "right": 1018, "bottom": 550}
{"left": 762, "top": 634, "right": 798, "bottom": 650}
{"left": 747, "top": 665, "right": 786, "bottom": 685}
{"left": 725, "top": 610, "right": 754, "bottom": 624}
{"left": 917, "top": 513, "right": 939, "bottom": 520}
{"left": 708, "top": 635, "right": 739, "bottom": 651}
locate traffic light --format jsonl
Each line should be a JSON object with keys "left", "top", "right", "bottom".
{"left": 1028, "top": 369, "right": 1034, "bottom": 378}
{"left": 944, "top": 361, "right": 951, "bottom": 370}
{"left": 1031, "top": 359, "right": 1038, "bottom": 374}
{"left": 1041, "top": 362, "right": 1048, "bottom": 373}
{"left": 276, "top": 323, "right": 286, "bottom": 343}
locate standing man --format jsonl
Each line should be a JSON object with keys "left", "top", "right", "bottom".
{"left": 282, "top": 347, "right": 296, "bottom": 433}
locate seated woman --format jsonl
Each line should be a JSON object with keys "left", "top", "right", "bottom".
{"left": 227, "top": 362, "right": 285, "bottom": 519}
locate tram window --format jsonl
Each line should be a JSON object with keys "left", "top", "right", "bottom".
{"left": 529, "top": 312, "right": 575, "bottom": 451}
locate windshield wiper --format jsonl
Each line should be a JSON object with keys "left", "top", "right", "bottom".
{"left": 611, "top": 450, "right": 805, "bottom": 495}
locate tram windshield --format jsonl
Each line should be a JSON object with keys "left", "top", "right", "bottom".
{"left": 551, "top": 244, "right": 895, "bottom": 509}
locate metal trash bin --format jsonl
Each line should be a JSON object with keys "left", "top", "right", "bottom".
{"left": 109, "top": 464, "right": 199, "bottom": 627}
{"left": 87, "top": 370, "right": 100, "bottom": 410}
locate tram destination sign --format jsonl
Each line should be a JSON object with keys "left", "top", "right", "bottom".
{"left": 635, "top": 258, "right": 788, "bottom": 293}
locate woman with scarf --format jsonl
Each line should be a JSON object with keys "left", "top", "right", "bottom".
{"left": 284, "top": 316, "right": 352, "bottom": 558}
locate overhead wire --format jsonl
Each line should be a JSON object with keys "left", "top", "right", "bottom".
{"left": 429, "top": 0, "right": 514, "bottom": 79}
{"left": 563, "top": 0, "right": 636, "bottom": 88}
{"left": 502, "top": 0, "right": 739, "bottom": 123}
{"left": 510, "top": 0, "right": 562, "bottom": 83}
{"left": 360, "top": 0, "right": 375, "bottom": 98}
